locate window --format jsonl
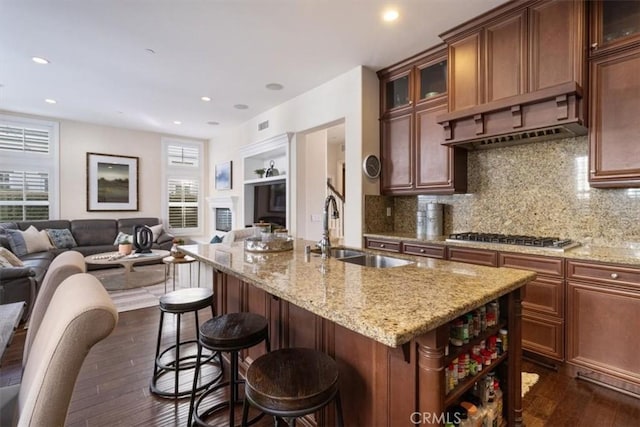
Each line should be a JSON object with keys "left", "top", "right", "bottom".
{"left": 162, "top": 138, "right": 204, "bottom": 236}
{"left": 0, "top": 115, "right": 59, "bottom": 221}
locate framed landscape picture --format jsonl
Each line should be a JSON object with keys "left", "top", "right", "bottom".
{"left": 86, "top": 152, "right": 139, "bottom": 211}
{"left": 215, "top": 160, "right": 232, "bottom": 190}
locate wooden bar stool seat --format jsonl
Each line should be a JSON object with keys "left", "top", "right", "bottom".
{"left": 150, "top": 288, "right": 222, "bottom": 399}
{"left": 189, "top": 312, "right": 270, "bottom": 427}
{"left": 241, "top": 348, "right": 344, "bottom": 427}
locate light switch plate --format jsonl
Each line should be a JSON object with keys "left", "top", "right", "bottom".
{"left": 386, "top": 207, "right": 392, "bottom": 216}
{"left": 311, "top": 214, "right": 322, "bottom": 222}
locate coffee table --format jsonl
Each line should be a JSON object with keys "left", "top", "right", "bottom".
{"left": 85, "top": 250, "right": 170, "bottom": 290}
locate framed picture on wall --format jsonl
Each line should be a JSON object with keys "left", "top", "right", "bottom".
{"left": 86, "top": 152, "right": 139, "bottom": 211}
{"left": 215, "top": 161, "right": 232, "bottom": 190}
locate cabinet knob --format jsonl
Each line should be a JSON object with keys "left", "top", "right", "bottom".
{"left": 590, "top": 170, "right": 596, "bottom": 174}
{"left": 408, "top": 100, "right": 413, "bottom": 105}
{"left": 420, "top": 249, "right": 426, "bottom": 253}
{"left": 380, "top": 244, "right": 385, "bottom": 248}
{"left": 611, "top": 273, "right": 619, "bottom": 279}
{"left": 591, "top": 42, "right": 598, "bottom": 49}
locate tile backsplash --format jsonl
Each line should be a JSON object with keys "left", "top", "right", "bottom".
{"left": 366, "top": 136, "right": 640, "bottom": 247}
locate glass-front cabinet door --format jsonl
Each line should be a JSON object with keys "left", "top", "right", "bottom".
{"left": 591, "top": 0, "right": 640, "bottom": 55}
{"left": 383, "top": 70, "right": 412, "bottom": 113}
{"left": 417, "top": 59, "right": 447, "bottom": 103}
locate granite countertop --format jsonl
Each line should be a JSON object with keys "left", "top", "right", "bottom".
{"left": 181, "top": 241, "right": 535, "bottom": 348}
{"left": 364, "top": 232, "right": 640, "bottom": 267}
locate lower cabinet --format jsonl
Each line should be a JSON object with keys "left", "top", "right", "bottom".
{"left": 364, "top": 237, "right": 401, "bottom": 253}
{"left": 499, "top": 253, "right": 565, "bottom": 362}
{"left": 448, "top": 246, "right": 498, "bottom": 267}
{"left": 566, "top": 260, "right": 640, "bottom": 392}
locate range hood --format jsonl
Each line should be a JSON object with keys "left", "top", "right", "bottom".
{"left": 437, "top": 82, "right": 587, "bottom": 150}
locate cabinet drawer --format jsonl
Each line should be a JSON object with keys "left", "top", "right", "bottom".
{"left": 402, "top": 243, "right": 446, "bottom": 259}
{"left": 567, "top": 260, "right": 640, "bottom": 289}
{"left": 448, "top": 247, "right": 498, "bottom": 267}
{"left": 522, "top": 277, "right": 564, "bottom": 318}
{"left": 499, "top": 252, "right": 563, "bottom": 277}
{"left": 522, "top": 312, "right": 564, "bottom": 361}
{"left": 365, "top": 238, "right": 401, "bottom": 253}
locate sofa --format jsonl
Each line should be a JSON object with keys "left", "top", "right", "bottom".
{"left": 0, "top": 217, "right": 173, "bottom": 319}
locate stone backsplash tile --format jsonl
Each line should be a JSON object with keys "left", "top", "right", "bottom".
{"left": 416, "top": 136, "right": 640, "bottom": 247}
{"left": 364, "top": 195, "right": 394, "bottom": 233}
{"left": 394, "top": 196, "right": 418, "bottom": 233}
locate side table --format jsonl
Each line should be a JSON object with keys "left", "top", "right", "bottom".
{"left": 162, "top": 256, "right": 199, "bottom": 293}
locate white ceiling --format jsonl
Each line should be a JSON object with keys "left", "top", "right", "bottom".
{"left": 0, "top": 0, "right": 507, "bottom": 140}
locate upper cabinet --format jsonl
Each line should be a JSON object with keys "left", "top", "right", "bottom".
{"left": 588, "top": 1, "right": 640, "bottom": 188}
{"left": 378, "top": 46, "right": 467, "bottom": 195}
{"left": 438, "top": 0, "right": 587, "bottom": 149}
{"left": 590, "top": 0, "right": 640, "bottom": 56}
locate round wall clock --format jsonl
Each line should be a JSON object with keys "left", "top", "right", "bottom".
{"left": 362, "top": 154, "right": 381, "bottom": 179}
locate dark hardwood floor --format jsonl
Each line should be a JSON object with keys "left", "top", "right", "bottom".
{"left": 2, "top": 306, "right": 639, "bottom": 426}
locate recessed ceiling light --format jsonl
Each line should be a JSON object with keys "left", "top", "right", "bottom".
{"left": 32, "top": 56, "right": 50, "bottom": 65}
{"left": 234, "top": 104, "right": 249, "bottom": 110}
{"left": 207, "top": 121, "right": 220, "bottom": 126}
{"left": 201, "top": 96, "right": 211, "bottom": 102}
{"left": 382, "top": 9, "right": 399, "bottom": 22}
{"left": 265, "top": 83, "right": 284, "bottom": 90}
{"left": 45, "top": 98, "right": 56, "bottom": 104}
{"left": 173, "top": 120, "right": 182, "bottom": 125}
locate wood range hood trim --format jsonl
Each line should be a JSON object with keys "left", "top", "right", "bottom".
{"left": 437, "top": 81, "right": 587, "bottom": 150}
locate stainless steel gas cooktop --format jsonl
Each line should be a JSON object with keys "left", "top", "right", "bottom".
{"left": 446, "top": 232, "right": 581, "bottom": 252}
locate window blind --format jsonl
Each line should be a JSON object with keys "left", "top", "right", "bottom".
{"left": 0, "top": 170, "right": 50, "bottom": 220}
{"left": 0, "top": 125, "right": 50, "bottom": 154}
{"left": 167, "top": 145, "right": 199, "bottom": 167}
{"left": 167, "top": 178, "right": 199, "bottom": 229}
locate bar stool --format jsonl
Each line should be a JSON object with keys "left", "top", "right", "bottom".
{"left": 189, "top": 312, "right": 270, "bottom": 427}
{"left": 150, "top": 288, "right": 222, "bottom": 399}
{"left": 241, "top": 348, "right": 344, "bottom": 427}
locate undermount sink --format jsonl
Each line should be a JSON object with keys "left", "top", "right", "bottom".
{"left": 310, "top": 246, "right": 413, "bottom": 268}
{"left": 339, "top": 254, "right": 414, "bottom": 268}
{"left": 309, "top": 247, "right": 365, "bottom": 258}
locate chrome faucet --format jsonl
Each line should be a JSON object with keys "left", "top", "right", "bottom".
{"left": 318, "top": 195, "right": 339, "bottom": 259}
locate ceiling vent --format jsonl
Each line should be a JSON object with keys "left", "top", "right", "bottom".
{"left": 258, "top": 120, "right": 269, "bottom": 131}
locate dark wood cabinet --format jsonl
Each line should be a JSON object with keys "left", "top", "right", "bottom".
{"left": 364, "top": 237, "right": 401, "bottom": 253}
{"left": 566, "top": 260, "right": 640, "bottom": 393}
{"left": 499, "top": 252, "right": 565, "bottom": 361}
{"left": 380, "top": 112, "right": 413, "bottom": 192}
{"left": 379, "top": 46, "right": 467, "bottom": 195}
{"left": 590, "top": 0, "right": 640, "bottom": 57}
{"left": 402, "top": 242, "right": 446, "bottom": 259}
{"left": 448, "top": 246, "right": 498, "bottom": 267}
{"left": 588, "top": 23, "right": 640, "bottom": 187}
{"left": 438, "top": 0, "right": 587, "bottom": 148}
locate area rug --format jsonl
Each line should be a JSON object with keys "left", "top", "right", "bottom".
{"left": 89, "top": 264, "right": 166, "bottom": 291}
{"left": 522, "top": 372, "right": 540, "bottom": 397}
{"left": 90, "top": 265, "right": 171, "bottom": 312}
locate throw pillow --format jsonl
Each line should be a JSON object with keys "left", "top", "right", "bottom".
{"left": 113, "top": 231, "right": 133, "bottom": 245}
{"left": 0, "top": 254, "right": 13, "bottom": 268}
{"left": 5, "top": 226, "right": 52, "bottom": 256}
{"left": 46, "top": 228, "right": 78, "bottom": 249}
{"left": 0, "top": 247, "right": 24, "bottom": 266}
{"left": 210, "top": 235, "right": 223, "bottom": 244}
{"left": 147, "top": 224, "right": 163, "bottom": 242}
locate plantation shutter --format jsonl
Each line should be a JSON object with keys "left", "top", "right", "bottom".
{"left": 167, "top": 145, "right": 199, "bottom": 167}
{"left": 0, "top": 170, "right": 50, "bottom": 220}
{"left": 0, "top": 124, "right": 50, "bottom": 154}
{"left": 167, "top": 178, "right": 199, "bottom": 229}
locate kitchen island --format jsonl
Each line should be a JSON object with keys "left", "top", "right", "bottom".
{"left": 181, "top": 241, "right": 536, "bottom": 426}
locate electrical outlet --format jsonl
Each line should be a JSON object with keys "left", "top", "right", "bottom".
{"left": 311, "top": 214, "right": 322, "bottom": 222}
{"left": 386, "top": 207, "right": 392, "bottom": 216}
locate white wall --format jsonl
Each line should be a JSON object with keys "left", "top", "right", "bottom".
{"left": 208, "top": 65, "right": 380, "bottom": 247}
{"left": 0, "top": 110, "right": 207, "bottom": 225}
{"left": 301, "top": 129, "right": 327, "bottom": 240}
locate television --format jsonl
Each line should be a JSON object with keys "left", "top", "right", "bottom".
{"left": 253, "top": 182, "right": 286, "bottom": 227}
